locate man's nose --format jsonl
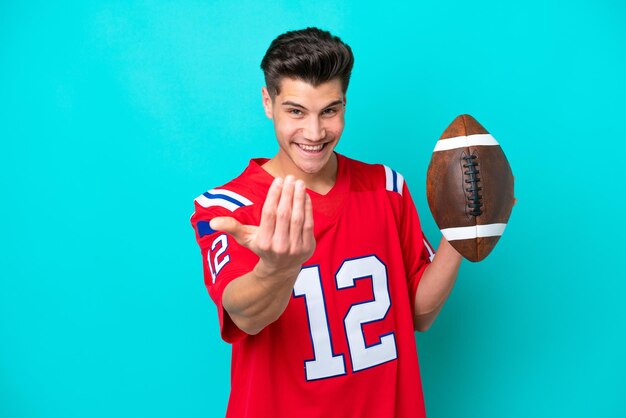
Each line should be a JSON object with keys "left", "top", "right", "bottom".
{"left": 303, "top": 117, "right": 326, "bottom": 142}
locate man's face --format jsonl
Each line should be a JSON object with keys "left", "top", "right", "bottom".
{"left": 262, "top": 78, "right": 346, "bottom": 177}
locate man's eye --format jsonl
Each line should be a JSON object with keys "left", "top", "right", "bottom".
{"left": 322, "top": 108, "right": 337, "bottom": 116}
{"left": 289, "top": 109, "right": 303, "bottom": 115}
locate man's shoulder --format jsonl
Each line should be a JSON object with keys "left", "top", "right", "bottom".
{"left": 191, "top": 160, "right": 265, "bottom": 221}
{"left": 341, "top": 154, "right": 405, "bottom": 195}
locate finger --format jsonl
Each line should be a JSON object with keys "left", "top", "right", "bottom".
{"left": 259, "top": 177, "right": 283, "bottom": 245}
{"left": 289, "top": 180, "right": 306, "bottom": 247}
{"left": 210, "top": 216, "right": 247, "bottom": 245}
{"left": 273, "top": 175, "right": 295, "bottom": 252}
{"left": 302, "top": 193, "right": 314, "bottom": 247}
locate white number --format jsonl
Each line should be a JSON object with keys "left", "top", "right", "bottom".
{"left": 337, "top": 256, "right": 397, "bottom": 372}
{"left": 293, "top": 266, "right": 346, "bottom": 380}
{"left": 208, "top": 234, "right": 230, "bottom": 283}
{"left": 293, "top": 255, "right": 396, "bottom": 380}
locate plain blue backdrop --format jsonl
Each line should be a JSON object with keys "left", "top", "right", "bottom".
{"left": 1, "top": 1, "right": 625, "bottom": 417}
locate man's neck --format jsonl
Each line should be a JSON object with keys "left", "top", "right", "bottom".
{"left": 262, "top": 153, "right": 338, "bottom": 195}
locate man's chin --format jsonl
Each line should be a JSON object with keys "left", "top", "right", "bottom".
{"left": 297, "top": 155, "right": 335, "bottom": 176}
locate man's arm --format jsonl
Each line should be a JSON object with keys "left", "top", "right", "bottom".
{"left": 413, "top": 237, "right": 462, "bottom": 332}
{"left": 210, "top": 176, "right": 315, "bottom": 335}
{"left": 220, "top": 262, "right": 301, "bottom": 335}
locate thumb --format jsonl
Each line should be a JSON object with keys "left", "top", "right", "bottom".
{"left": 210, "top": 217, "right": 249, "bottom": 246}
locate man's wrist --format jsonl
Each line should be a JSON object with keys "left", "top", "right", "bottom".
{"left": 253, "top": 260, "right": 302, "bottom": 285}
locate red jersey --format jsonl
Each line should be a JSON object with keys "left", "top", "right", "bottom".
{"left": 191, "top": 153, "right": 435, "bottom": 418}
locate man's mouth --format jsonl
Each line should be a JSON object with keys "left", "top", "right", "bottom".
{"left": 296, "top": 143, "right": 327, "bottom": 153}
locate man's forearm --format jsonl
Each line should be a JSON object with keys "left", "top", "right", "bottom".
{"left": 413, "top": 237, "right": 462, "bottom": 331}
{"left": 222, "top": 262, "right": 301, "bottom": 335}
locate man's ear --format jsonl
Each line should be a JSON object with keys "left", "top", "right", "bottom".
{"left": 261, "top": 87, "right": 273, "bottom": 119}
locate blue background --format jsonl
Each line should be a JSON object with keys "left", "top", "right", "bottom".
{"left": 2, "top": 1, "right": 625, "bottom": 417}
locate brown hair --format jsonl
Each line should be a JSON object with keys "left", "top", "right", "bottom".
{"left": 260, "top": 27, "right": 354, "bottom": 99}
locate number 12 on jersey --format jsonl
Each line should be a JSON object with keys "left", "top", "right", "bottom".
{"left": 293, "top": 255, "right": 398, "bottom": 381}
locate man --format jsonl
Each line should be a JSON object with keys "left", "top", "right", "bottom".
{"left": 191, "top": 27, "right": 462, "bottom": 418}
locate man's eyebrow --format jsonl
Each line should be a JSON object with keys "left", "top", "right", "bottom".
{"left": 281, "top": 101, "right": 307, "bottom": 110}
{"left": 281, "top": 99, "right": 344, "bottom": 110}
{"left": 323, "top": 100, "right": 344, "bottom": 108}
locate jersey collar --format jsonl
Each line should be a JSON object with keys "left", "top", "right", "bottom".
{"left": 246, "top": 152, "right": 351, "bottom": 221}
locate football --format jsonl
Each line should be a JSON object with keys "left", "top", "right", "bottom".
{"left": 426, "top": 114, "right": 514, "bottom": 262}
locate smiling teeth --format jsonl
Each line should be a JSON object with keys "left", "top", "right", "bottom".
{"left": 298, "top": 144, "right": 324, "bottom": 151}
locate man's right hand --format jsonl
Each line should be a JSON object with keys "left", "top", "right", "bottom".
{"left": 210, "top": 175, "right": 316, "bottom": 283}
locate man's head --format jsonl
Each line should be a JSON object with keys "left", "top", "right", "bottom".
{"left": 259, "top": 28, "right": 354, "bottom": 185}
{"left": 260, "top": 27, "right": 354, "bottom": 100}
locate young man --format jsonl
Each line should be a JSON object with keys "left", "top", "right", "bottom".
{"left": 191, "top": 27, "right": 462, "bottom": 418}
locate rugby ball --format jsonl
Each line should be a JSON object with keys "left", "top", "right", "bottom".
{"left": 426, "top": 114, "right": 514, "bottom": 262}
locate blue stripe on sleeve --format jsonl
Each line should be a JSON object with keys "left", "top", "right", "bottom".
{"left": 392, "top": 169, "right": 398, "bottom": 192}
{"left": 197, "top": 221, "right": 216, "bottom": 237}
{"left": 202, "top": 191, "right": 245, "bottom": 207}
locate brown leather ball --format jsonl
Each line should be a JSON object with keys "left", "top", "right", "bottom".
{"left": 426, "top": 115, "right": 514, "bottom": 262}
